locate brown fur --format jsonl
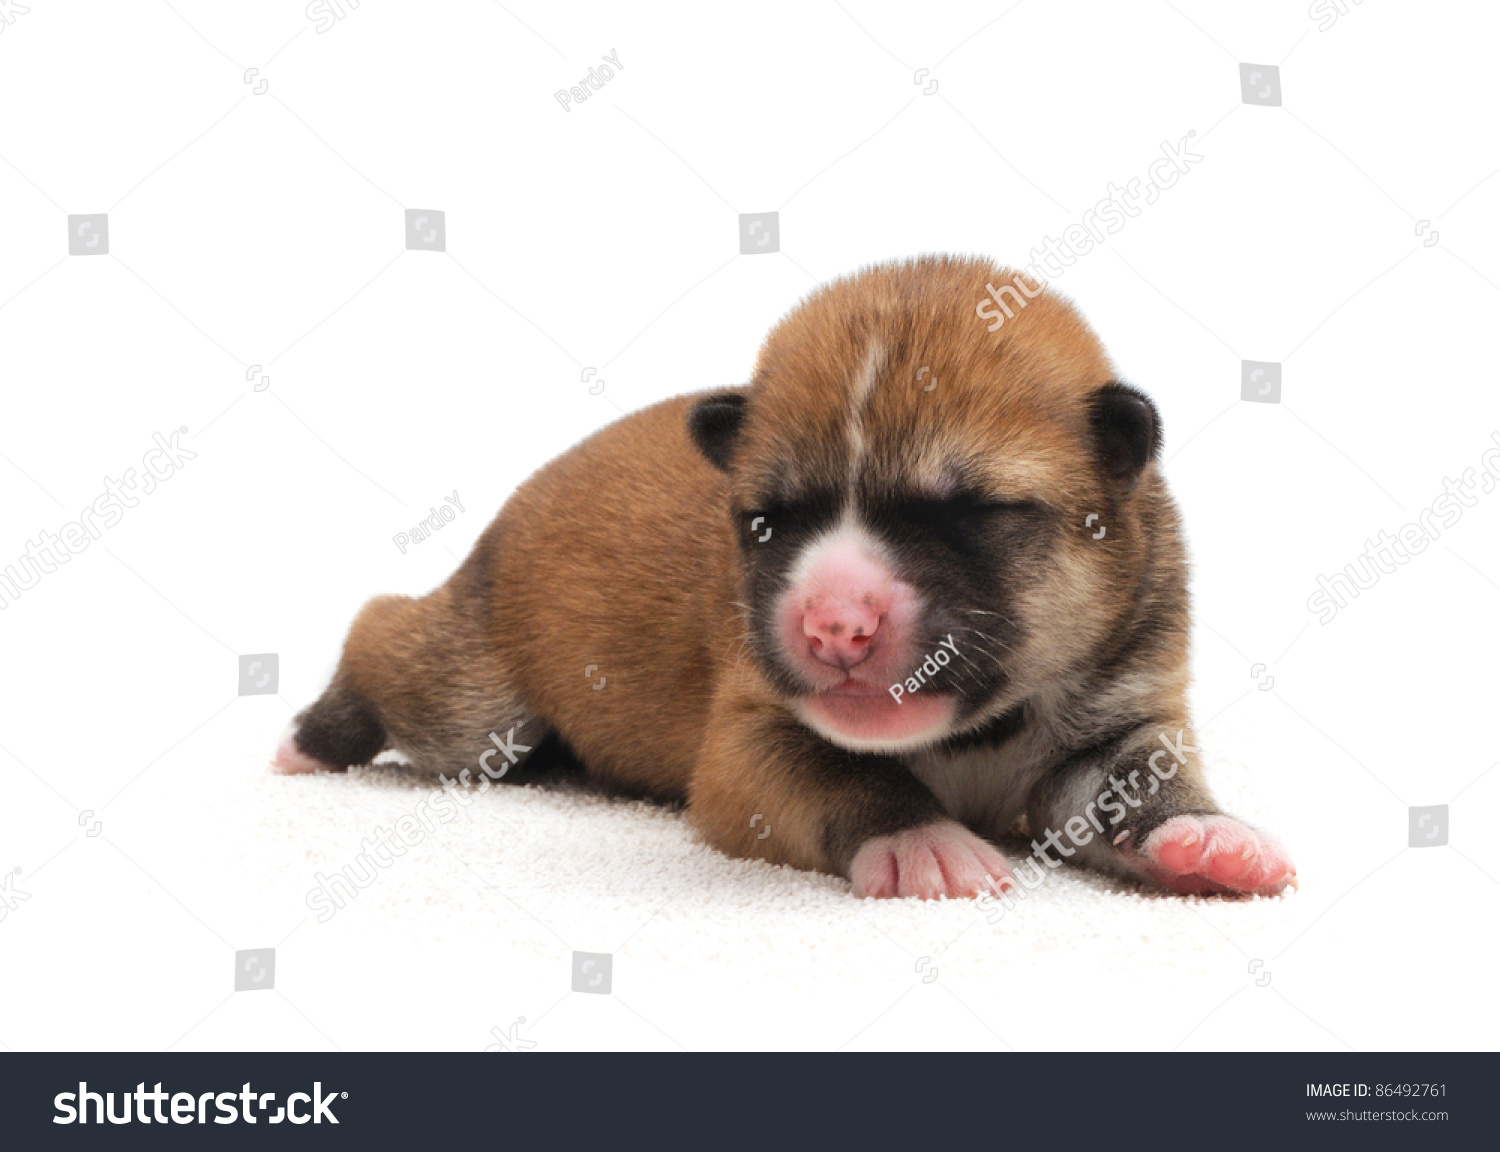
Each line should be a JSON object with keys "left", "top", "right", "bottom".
{"left": 291, "top": 255, "right": 1242, "bottom": 892}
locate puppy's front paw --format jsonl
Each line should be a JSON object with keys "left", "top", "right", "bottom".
{"left": 850, "top": 821, "right": 1012, "bottom": 900}
{"left": 1139, "top": 814, "right": 1295, "bottom": 896}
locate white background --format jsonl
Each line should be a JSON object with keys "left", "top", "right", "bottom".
{"left": 1, "top": 0, "right": 1497, "bottom": 1052}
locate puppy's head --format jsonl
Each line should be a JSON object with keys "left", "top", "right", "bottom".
{"left": 690, "top": 256, "right": 1167, "bottom": 753}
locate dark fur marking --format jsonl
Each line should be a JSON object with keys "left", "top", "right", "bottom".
{"left": 940, "top": 702, "right": 1028, "bottom": 753}
{"left": 1030, "top": 727, "right": 1215, "bottom": 852}
{"left": 294, "top": 680, "right": 387, "bottom": 769}
{"left": 1089, "top": 382, "right": 1161, "bottom": 488}
{"left": 758, "top": 715, "right": 944, "bottom": 872}
{"left": 688, "top": 392, "right": 748, "bottom": 471}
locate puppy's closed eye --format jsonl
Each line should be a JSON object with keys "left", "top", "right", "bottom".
{"left": 745, "top": 490, "right": 841, "bottom": 544}
{"left": 871, "top": 493, "right": 1047, "bottom": 547}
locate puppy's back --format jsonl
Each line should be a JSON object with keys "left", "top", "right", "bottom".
{"left": 468, "top": 395, "right": 738, "bottom": 796}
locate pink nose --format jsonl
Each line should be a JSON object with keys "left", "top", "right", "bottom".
{"left": 803, "top": 596, "right": 884, "bottom": 669}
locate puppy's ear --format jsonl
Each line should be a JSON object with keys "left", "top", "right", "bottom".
{"left": 1088, "top": 382, "right": 1162, "bottom": 489}
{"left": 688, "top": 391, "right": 748, "bottom": 471}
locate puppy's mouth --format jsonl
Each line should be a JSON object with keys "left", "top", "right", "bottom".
{"left": 796, "top": 676, "right": 957, "bottom": 752}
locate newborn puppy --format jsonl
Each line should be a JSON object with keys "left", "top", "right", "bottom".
{"left": 275, "top": 255, "right": 1295, "bottom": 900}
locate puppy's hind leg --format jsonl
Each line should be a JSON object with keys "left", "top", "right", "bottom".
{"left": 273, "top": 587, "right": 547, "bottom": 782}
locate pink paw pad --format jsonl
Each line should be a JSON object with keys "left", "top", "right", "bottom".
{"left": 1142, "top": 814, "right": 1296, "bottom": 896}
{"left": 850, "top": 821, "right": 1013, "bottom": 900}
{"left": 271, "top": 733, "right": 336, "bottom": 775}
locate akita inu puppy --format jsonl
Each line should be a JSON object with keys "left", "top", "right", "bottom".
{"left": 275, "top": 255, "right": 1295, "bottom": 900}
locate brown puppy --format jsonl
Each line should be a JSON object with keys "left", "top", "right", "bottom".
{"left": 275, "top": 255, "right": 1295, "bottom": 900}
